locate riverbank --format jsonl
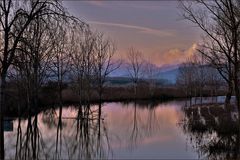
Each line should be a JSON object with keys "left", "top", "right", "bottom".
{"left": 5, "top": 84, "right": 227, "bottom": 117}
{"left": 183, "top": 103, "right": 238, "bottom": 132}
{"left": 42, "top": 85, "right": 226, "bottom": 105}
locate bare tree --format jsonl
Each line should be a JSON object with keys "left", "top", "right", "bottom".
{"left": 70, "top": 28, "right": 96, "bottom": 107}
{"left": 0, "top": 1, "right": 69, "bottom": 157}
{"left": 93, "top": 32, "right": 120, "bottom": 101}
{"left": 51, "top": 22, "right": 85, "bottom": 152}
{"left": 51, "top": 21, "right": 84, "bottom": 107}
{"left": 143, "top": 60, "right": 159, "bottom": 98}
{"left": 205, "top": 66, "right": 223, "bottom": 103}
{"left": 180, "top": 0, "right": 240, "bottom": 109}
{"left": 177, "top": 60, "right": 196, "bottom": 106}
{"left": 190, "top": 54, "right": 207, "bottom": 104}
{"left": 126, "top": 47, "right": 143, "bottom": 97}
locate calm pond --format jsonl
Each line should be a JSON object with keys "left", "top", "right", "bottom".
{"left": 4, "top": 98, "right": 238, "bottom": 159}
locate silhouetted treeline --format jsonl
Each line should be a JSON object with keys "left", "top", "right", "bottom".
{"left": 0, "top": 0, "right": 121, "bottom": 158}
{"left": 176, "top": 55, "right": 225, "bottom": 106}
{"left": 180, "top": 0, "right": 240, "bottom": 110}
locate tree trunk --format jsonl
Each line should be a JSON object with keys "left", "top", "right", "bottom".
{"left": 200, "top": 85, "right": 203, "bottom": 105}
{"left": 134, "top": 83, "right": 137, "bottom": 99}
{"left": 0, "top": 73, "right": 6, "bottom": 159}
{"left": 190, "top": 96, "right": 192, "bottom": 107}
{"left": 225, "top": 82, "right": 233, "bottom": 106}
{"left": 194, "top": 88, "right": 197, "bottom": 105}
{"left": 58, "top": 79, "right": 63, "bottom": 108}
{"left": 99, "top": 84, "right": 103, "bottom": 102}
{"left": 234, "top": 77, "right": 240, "bottom": 120}
{"left": 233, "top": 54, "right": 240, "bottom": 125}
{"left": 189, "top": 88, "right": 192, "bottom": 107}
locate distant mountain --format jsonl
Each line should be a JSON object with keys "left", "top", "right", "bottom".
{"left": 109, "top": 62, "right": 180, "bottom": 84}
{"left": 105, "top": 77, "right": 132, "bottom": 86}
{"left": 157, "top": 67, "right": 179, "bottom": 84}
{"left": 108, "top": 66, "right": 129, "bottom": 77}
{"left": 158, "top": 64, "right": 180, "bottom": 72}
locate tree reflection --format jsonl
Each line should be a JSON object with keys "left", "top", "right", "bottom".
{"left": 65, "top": 103, "right": 112, "bottom": 159}
{"left": 15, "top": 114, "right": 45, "bottom": 160}
{"left": 10, "top": 103, "right": 111, "bottom": 160}
{"left": 181, "top": 104, "right": 240, "bottom": 159}
{"left": 55, "top": 106, "right": 63, "bottom": 159}
{"left": 7, "top": 101, "right": 169, "bottom": 159}
{"left": 129, "top": 101, "right": 141, "bottom": 150}
{"left": 127, "top": 101, "right": 160, "bottom": 151}
{"left": 146, "top": 105, "right": 158, "bottom": 136}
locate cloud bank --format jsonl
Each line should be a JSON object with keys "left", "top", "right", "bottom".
{"left": 150, "top": 43, "right": 197, "bottom": 66}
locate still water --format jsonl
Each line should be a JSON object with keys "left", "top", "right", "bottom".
{"left": 4, "top": 99, "right": 234, "bottom": 159}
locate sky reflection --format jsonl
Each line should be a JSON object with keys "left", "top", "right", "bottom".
{"left": 4, "top": 101, "right": 198, "bottom": 159}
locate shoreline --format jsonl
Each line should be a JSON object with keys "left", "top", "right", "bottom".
{"left": 5, "top": 85, "right": 227, "bottom": 118}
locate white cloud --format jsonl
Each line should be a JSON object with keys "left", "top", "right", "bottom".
{"left": 144, "top": 43, "right": 198, "bottom": 66}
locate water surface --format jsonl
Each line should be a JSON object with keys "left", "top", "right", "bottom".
{"left": 4, "top": 100, "right": 207, "bottom": 159}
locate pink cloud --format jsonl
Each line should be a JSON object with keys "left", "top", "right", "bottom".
{"left": 148, "top": 43, "right": 198, "bottom": 66}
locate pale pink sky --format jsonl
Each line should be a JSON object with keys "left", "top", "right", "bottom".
{"left": 63, "top": 1, "right": 202, "bottom": 66}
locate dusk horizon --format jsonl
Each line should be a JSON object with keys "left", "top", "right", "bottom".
{"left": 63, "top": 0, "right": 201, "bottom": 67}
{"left": 0, "top": 0, "right": 240, "bottom": 159}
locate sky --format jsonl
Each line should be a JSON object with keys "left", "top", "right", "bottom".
{"left": 63, "top": 1, "right": 202, "bottom": 67}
